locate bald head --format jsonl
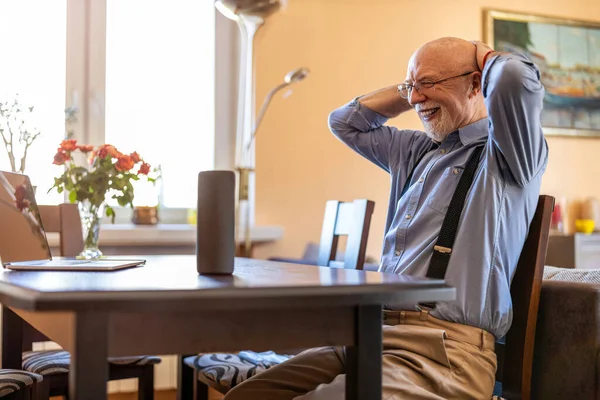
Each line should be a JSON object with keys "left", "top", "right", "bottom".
{"left": 408, "top": 37, "right": 478, "bottom": 80}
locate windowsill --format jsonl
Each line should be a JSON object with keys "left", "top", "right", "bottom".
{"left": 46, "top": 224, "right": 284, "bottom": 247}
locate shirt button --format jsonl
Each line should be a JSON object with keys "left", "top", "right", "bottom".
{"left": 394, "top": 251, "right": 400, "bottom": 256}
{"left": 418, "top": 177, "right": 424, "bottom": 183}
{"left": 405, "top": 214, "right": 412, "bottom": 220}
{"left": 453, "top": 168, "right": 460, "bottom": 175}
{"left": 440, "top": 149, "right": 447, "bottom": 154}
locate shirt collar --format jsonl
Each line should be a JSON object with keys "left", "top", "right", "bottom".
{"left": 457, "top": 118, "right": 489, "bottom": 146}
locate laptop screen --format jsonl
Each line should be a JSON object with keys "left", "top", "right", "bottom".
{"left": 0, "top": 171, "right": 51, "bottom": 264}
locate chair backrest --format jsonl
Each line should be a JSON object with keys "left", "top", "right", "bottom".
{"left": 38, "top": 203, "right": 83, "bottom": 257}
{"left": 496, "top": 195, "right": 555, "bottom": 400}
{"left": 316, "top": 199, "right": 375, "bottom": 270}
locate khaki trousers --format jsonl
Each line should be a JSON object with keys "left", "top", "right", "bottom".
{"left": 224, "top": 310, "right": 497, "bottom": 400}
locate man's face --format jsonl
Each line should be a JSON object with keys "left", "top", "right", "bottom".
{"left": 405, "top": 51, "right": 475, "bottom": 142}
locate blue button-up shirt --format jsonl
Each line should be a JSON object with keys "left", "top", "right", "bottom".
{"left": 328, "top": 53, "right": 548, "bottom": 338}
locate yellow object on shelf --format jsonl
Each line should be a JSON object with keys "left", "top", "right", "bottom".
{"left": 575, "top": 219, "right": 595, "bottom": 234}
{"left": 187, "top": 209, "right": 197, "bottom": 225}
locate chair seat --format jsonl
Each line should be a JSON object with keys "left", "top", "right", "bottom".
{"left": 22, "top": 350, "right": 161, "bottom": 376}
{"left": 185, "top": 351, "right": 291, "bottom": 393}
{"left": 0, "top": 369, "right": 43, "bottom": 397}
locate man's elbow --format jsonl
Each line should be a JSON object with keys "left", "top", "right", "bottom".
{"left": 492, "top": 57, "right": 543, "bottom": 95}
{"left": 327, "top": 108, "right": 348, "bottom": 138}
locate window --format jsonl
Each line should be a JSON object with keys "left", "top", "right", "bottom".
{"left": 105, "top": 0, "right": 215, "bottom": 208}
{"left": 0, "top": 0, "right": 218, "bottom": 218}
{"left": 0, "top": 1, "right": 67, "bottom": 205}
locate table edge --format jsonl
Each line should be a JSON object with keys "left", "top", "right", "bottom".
{"left": 0, "top": 283, "right": 456, "bottom": 312}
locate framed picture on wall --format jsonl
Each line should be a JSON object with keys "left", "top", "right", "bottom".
{"left": 484, "top": 9, "right": 600, "bottom": 137}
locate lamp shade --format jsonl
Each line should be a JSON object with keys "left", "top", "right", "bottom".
{"left": 216, "top": 0, "right": 281, "bottom": 18}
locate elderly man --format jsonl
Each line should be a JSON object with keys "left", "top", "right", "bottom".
{"left": 224, "top": 37, "right": 548, "bottom": 400}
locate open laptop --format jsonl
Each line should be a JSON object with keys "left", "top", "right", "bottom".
{"left": 0, "top": 171, "right": 145, "bottom": 271}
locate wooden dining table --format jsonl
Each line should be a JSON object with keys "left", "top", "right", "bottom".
{"left": 0, "top": 255, "right": 455, "bottom": 400}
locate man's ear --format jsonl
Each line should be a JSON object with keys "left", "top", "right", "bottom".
{"left": 470, "top": 72, "right": 483, "bottom": 97}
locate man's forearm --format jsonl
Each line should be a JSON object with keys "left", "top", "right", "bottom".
{"left": 358, "top": 85, "right": 413, "bottom": 118}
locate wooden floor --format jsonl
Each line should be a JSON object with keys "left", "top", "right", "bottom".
{"left": 51, "top": 389, "right": 224, "bottom": 400}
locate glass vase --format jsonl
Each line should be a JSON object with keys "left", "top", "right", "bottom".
{"left": 78, "top": 200, "right": 104, "bottom": 259}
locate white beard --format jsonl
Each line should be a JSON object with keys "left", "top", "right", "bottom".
{"left": 421, "top": 108, "right": 454, "bottom": 142}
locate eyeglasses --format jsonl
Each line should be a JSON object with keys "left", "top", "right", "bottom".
{"left": 397, "top": 71, "right": 475, "bottom": 99}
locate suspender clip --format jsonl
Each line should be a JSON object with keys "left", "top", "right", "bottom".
{"left": 433, "top": 245, "right": 452, "bottom": 254}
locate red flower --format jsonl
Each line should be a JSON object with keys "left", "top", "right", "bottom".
{"left": 130, "top": 151, "right": 141, "bottom": 163}
{"left": 53, "top": 149, "right": 71, "bottom": 165}
{"left": 95, "top": 144, "right": 120, "bottom": 160}
{"left": 60, "top": 139, "right": 78, "bottom": 152}
{"left": 138, "top": 162, "right": 151, "bottom": 175}
{"left": 50, "top": 139, "right": 157, "bottom": 216}
{"left": 14, "top": 184, "right": 30, "bottom": 212}
{"left": 115, "top": 155, "right": 135, "bottom": 172}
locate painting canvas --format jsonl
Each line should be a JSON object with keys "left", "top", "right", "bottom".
{"left": 484, "top": 10, "right": 600, "bottom": 137}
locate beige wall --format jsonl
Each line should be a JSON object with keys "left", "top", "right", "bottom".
{"left": 252, "top": 0, "right": 600, "bottom": 262}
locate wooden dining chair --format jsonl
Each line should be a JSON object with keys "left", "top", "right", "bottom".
{"left": 494, "top": 195, "right": 554, "bottom": 400}
{"left": 177, "top": 199, "right": 376, "bottom": 400}
{"left": 38, "top": 204, "right": 83, "bottom": 257}
{"left": 267, "top": 199, "right": 377, "bottom": 270}
{"left": 5, "top": 203, "right": 162, "bottom": 399}
{"left": 316, "top": 199, "right": 375, "bottom": 270}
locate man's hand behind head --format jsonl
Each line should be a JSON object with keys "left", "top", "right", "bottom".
{"left": 470, "top": 41, "right": 494, "bottom": 71}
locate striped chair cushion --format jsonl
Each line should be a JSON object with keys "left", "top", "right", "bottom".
{"left": 185, "top": 351, "right": 291, "bottom": 394}
{"left": 22, "top": 350, "right": 161, "bottom": 375}
{"left": 0, "top": 369, "right": 42, "bottom": 397}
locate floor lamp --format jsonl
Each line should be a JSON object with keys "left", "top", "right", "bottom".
{"left": 215, "top": 0, "right": 309, "bottom": 257}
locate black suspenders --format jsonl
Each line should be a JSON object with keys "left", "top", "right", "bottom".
{"left": 400, "top": 144, "right": 485, "bottom": 283}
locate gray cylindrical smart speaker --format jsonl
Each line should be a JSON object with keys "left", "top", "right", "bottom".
{"left": 196, "top": 170, "right": 235, "bottom": 274}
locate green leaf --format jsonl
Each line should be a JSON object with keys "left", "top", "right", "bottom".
{"left": 106, "top": 206, "right": 116, "bottom": 224}
{"left": 68, "top": 190, "right": 77, "bottom": 203}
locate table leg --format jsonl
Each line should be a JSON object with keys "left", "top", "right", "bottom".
{"left": 69, "top": 312, "right": 108, "bottom": 400}
{"left": 1, "top": 306, "right": 23, "bottom": 369}
{"left": 176, "top": 354, "right": 194, "bottom": 400}
{"left": 345, "top": 305, "right": 382, "bottom": 400}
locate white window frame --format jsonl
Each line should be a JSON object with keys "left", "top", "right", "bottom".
{"left": 65, "top": 0, "right": 238, "bottom": 224}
